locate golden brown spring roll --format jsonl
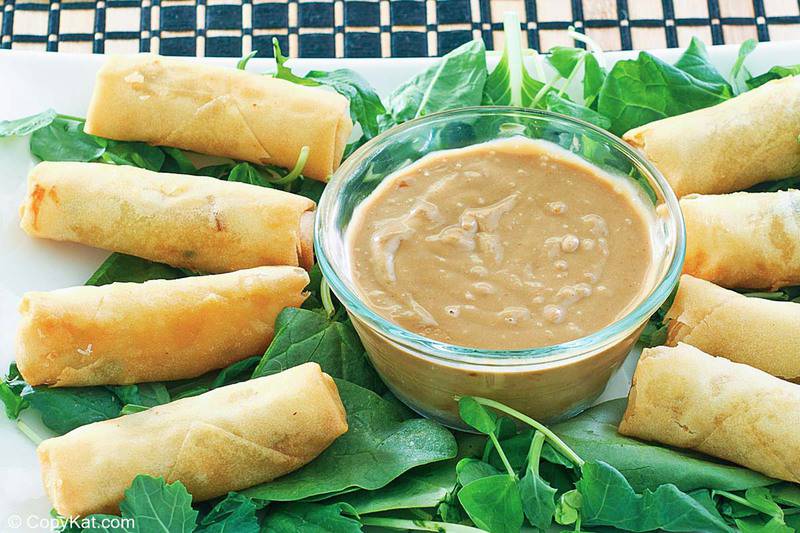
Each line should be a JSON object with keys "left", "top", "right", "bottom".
{"left": 666, "top": 275, "right": 800, "bottom": 380}
{"left": 681, "top": 190, "right": 800, "bottom": 289}
{"left": 84, "top": 54, "right": 352, "bottom": 181}
{"left": 619, "top": 344, "right": 800, "bottom": 483}
{"left": 16, "top": 266, "right": 308, "bottom": 386}
{"left": 38, "top": 362, "right": 348, "bottom": 517}
{"left": 20, "top": 161, "right": 316, "bottom": 272}
{"left": 624, "top": 77, "right": 800, "bottom": 197}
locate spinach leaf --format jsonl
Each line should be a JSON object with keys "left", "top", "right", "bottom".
{"left": 457, "top": 474, "right": 524, "bottom": 533}
{"left": 547, "top": 47, "right": 607, "bottom": 107}
{"left": 165, "top": 356, "right": 261, "bottom": 401}
{"left": 736, "top": 516, "right": 795, "bottom": 533}
{"left": 456, "top": 458, "right": 502, "bottom": 486}
{"left": 109, "top": 383, "right": 170, "bottom": 408}
{"left": 519, "top": 467, "right": 557, "bottom": 529}
{"left": 458, "top": 396, "right": 498, "bottom": 434}
{"left": 0, "top": 363, "right": 28, "bottom": 419}
{"left": 85, "top": 253, "right": 192, "bottom": 286}
{"left": 243, "top": 379, "right": 457, "bottom": 502}
{"left": 161, "top": 147, "right": 198, "bottom": 174}
{"left": 0, "top": 109, "right": 56, "bottom": 137}
{"left": 388, "top": 39, "right": 487, "bottom": 123}
{"left": 747, "top": 64, "right": 800, "bottom": 90}
{"left": 552, "top": 399, "right": 775, "bottom": 492}
{"left": 251, "top": 307, "right": 384, "bottom": 393}
{"left": 772, "top": 483, "right": 800, "bottom": 508}
{"left": 544, "top": 92, "right": 611, "bottom": 129}
{"left": 30, "top": 116, "right": 106, "bottom": 162}
{"left": 100, "top": 140, "right": 166, "bottom": 171}
{"left": 194, "top": 492, "right": 260, "bottom": 533}
{"left": 261, "top": 502, "right": 362, "bottom": 533}
{"left": 578, "top": 461, "right": 733, "bottom": 532}
{"left": 674, "top": 37, "right": 730, "bottom": 88}
{"left": 21, "top": 385, "right": 122, "bottom": 435}
{"left": 731, "top": 39, "right": 757, "bottom": 95}
{"left": 227, "top": 162, "right": 276, "bottom": 187}
{"left": 483, "top": 13, "right": 544, "bottom": 107}
{"left": 597, "top": 52, "right": 730, "bottom": 134}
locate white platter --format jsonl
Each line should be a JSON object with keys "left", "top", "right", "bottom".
{"left": 0, "top": 41, "right": 797, "bottom": 530}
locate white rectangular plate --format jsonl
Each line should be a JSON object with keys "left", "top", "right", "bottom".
{"left": 1, "top": 41, "right": 797, "bottom": 530}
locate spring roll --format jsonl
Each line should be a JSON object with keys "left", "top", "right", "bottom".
{"left": 619, "top": 344, "right": 800, "bottom": 483}
{"left": 666, "top": 275, "right": 800, "bottom": 380}
{"left": 681, "top": 190, "right": 800, "bottom": 289}
{"left": 38, "top": 362, "right": 348, "bottom": 517}
{"left": 623, "top": 76, "right": 800, "bottom": 197}
{"left": 83, "top": 54, "right": 352, "bottom": 181}
{"left": 20, "top": 161, "right": 316, "bottom": 272}
{"left": 16, "top": 266, "right": 308, "bottom": 387}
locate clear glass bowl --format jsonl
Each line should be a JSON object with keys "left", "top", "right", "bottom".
{"left": 316, "top": 107, "right": 685, "bottom": 429}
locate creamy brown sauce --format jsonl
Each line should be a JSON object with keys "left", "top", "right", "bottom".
{"left": 346, "top": 138, "right": 657, "bottom": 350}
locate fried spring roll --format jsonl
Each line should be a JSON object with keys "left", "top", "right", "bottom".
{"left": 681, "top": 190, "right": 800, "bottom": 289}
{"left": 84, "top": 54, "right": 352, "bottom": 181}
{"left": 19, "top": 162, "right": 316, "bottom": 272}
{"left": 623, "top": 76, "right": 800, "bottom": 197}
{"left": 619, "top": 344, "right": 799, "bottom": 483}
{"left": 666, "top": 275, "right": 800, "bottom": 381}
{"left": 16, "top": 266, "right": 308, "bottom": 386}
{"left": 38, "top": 362, "right": 348, "bottom": 517}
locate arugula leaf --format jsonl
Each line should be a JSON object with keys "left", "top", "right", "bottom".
{"left": 243, "top": 379, "right": 457, "bottom": 502}
{"left": 578, "top": 461, "right": 733, "bottom": 532}
{"left": 731, "top": 39, "right": 757, "bottom": 95}
{"left": 552, "top": 399, "right": 775, "bottom": 492}
{"left": 194, "top": 492, "right": 260, "bottom": 533}
{"left": 21, "top": 385, "right": 122, "bottom": 435}
{"left": 30, "top": 116, "right": 106, "bottom": 162}
{"left": 251, "top": 307, "right": 384, "bottom": 393}
{"left": 86, "top": 253, "right": 192, "bottom": 286}
{"left": 0, "top": 109, "right": 56, "bottom": 137}
{"left": 340, "top": 461, "right": 457, "bottom": 515}
{"left": 261, "top": 502, "right": 362, "bottom": 533}
{"left": 458, "top": 474, "right": 524, "bottom": 533}
{"left": 597, "top": 52, "right": 731, "bottom": 134}
{"left": 674, "top": 37, "right": 730, "bottom": 88}
{"left": 389, "top": 39, "right": 487, "bottom": 123}
{"left": 0, "top": 363, "right": 28, "bottom": 419}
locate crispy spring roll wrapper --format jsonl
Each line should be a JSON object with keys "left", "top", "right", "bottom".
{"left": 681, "top": 190, "right": 800, "bottom": 289}
{"left": 16, "top": 266, "right": 308, "bottom": 387}
{"left": 84, "top": 54, "right": 352, "bottom": 181}
{"left": 623, "top": 76, "right": 800, "bottom": 197}
{"left": 20, "top": 161, "right": 316, "bottom": 272}
{"left": 619, "top": 344, "right": 800, "bottom": 483}
{"left": 666, "top": 275, "right": 800, "bottom": 381}
{"left": 38, "top": 362, "right": 348, "bottom": 517}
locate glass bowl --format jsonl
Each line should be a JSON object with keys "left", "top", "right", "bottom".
{"left": 316, "top": 106, "right": 685, "bottom": 430}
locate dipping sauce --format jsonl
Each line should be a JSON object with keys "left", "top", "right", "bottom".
{"left": 346, "top": 138, "right": 657, "bottom": 350}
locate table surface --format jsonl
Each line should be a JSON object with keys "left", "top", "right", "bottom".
{"left": 1, "top": 0, "right": 798, "bottom": 57}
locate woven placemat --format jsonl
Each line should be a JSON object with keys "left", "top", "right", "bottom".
{"left": 1, "top": 0, "right": 798, "bottom": 57}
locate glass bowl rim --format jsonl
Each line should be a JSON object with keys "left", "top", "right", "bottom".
{"left": 315, "top": 105, "right": 686, "bottom": 367}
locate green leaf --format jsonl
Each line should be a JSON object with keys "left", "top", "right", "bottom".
{"left": 30, "top": 117, "right": 106, "bottom": 161}
{"left": 161, "top": 147, "right": 197, "bottom": 174}
{"left": 519, "top": 468, "right": 557, "bottom": 530}
{"left": 544, "top": 92, "right": 611, "bottom": 129}
{"left": 236, "top": 50, "right": 258, "bottom": 71}
{"left": 166, "top": 356, "right": 261, "bottom": 401}
{"left": 771, "top": 483, "right": 800, "bottom": 508}
{"left": 339, "top": 460, "right": 457, "bottom": 515}
{"left": 554, "top": 489, "right": 581, "bottom": 525}
{"left": 552, "top": 399, "right": 775, "bottom": 492}
{"left": 0, "top": 109, "right": 56, "bottom": 137}
{"left": 21, "top": 385, "right": 122, "bottom": 435}
{"left": 227, "top": 162, "right": 276, "bottom": 187}
{"left": 243, "top": 380, "right": 457, "bottom": 502}
{"left": 1, "top": 363, "right": 28, "bottom": 419}
{"left": 101, "top": 140, "right": 166, "bottom": 171}
{"left": 109, "top": 383, "right": 170, "bottom": 408}
{"left": 597, "top": 52, "right": 730, "bottom": 134}
{"left": 674, "top": 37, "right": 730, "bottom": 88}
{"left": 457, "top": 474, "right": 524, "bottom": 533}
{"left": 731, "top": 38, "right": 757, "bottom": 95}
{"left": 195, "top": 492, "right": 259, "bottom": 533}
{"left": 251, "top": 307, "right": 384, "bottom": 393}
{"left": 483, "top": 13, "right": 544, "bottom": 107}
{"left": 747, "top": 64, "right": 800, "bottom": 90}
{"left": 458, "top": 396, "right": 497, "bottom": 435}
{"left": 744, "top": 487, "right": 784, "bottom": 520}
{"left": 119, "top": 476, "right": 197, "bottom": 533}
{"left": 582, "top": 53, "right": 606, "bottom": 107}
{"left": 389, "top": 39, "right": 487, "bottom": 123}
{"left": 85, "top": 253, "right": 192, "bottom": 286}
{"left": 736, "top": 517, "right": 795, "bottom": 533}
{"left": 456, "top": 458, "right": 502, "bottom": 486}
{"left": 261, "top": 502, "right": 362, "bottom": 533}
{"left": 578, "top": 461, "right": 733, "bottom": 532}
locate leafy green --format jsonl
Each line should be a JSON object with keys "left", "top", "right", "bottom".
{"left": 100, "top": 140, "right": 166, "bottom": 171}
{"left": 731, "top": 39, "right": 757, "bottom": 95}
{"left": 458, "top": 396, "right": 498, "bottom": 434}
{"left": 261, "top": 502, "right": 361, "bottom": 533}
{"left": 578, "top": 461, "right": 733, "bottom": 532}
{"left": 544, "top": 92, "right": 611, "bottom": 128}
{"left": 458, "top": 475, "right": 524, "bottom": 533}
{"left": 243, "top": 380, "right": 457, "bottom": 502}
{"left": 194, "top": 493, "right": 260, "bottom": 533}
{"left": 251, "top": 307, "right": 384, "bottom": 393}
{"left": 0, "top": 108, "right": 56, "bottom": 137}
{"left": 519, "top": 467, "right": 557, "bottom": 529}
{"left": 30, "top": 116, "right": 105, "bottom": 161}
{"left": 109, "top": 383, "right": 170, "bottom": 408}
{"left": 747, "top": 64, "right": 800, "bottom": 89}
{"left": 483, "top": 13, "right": 543, "bottom": 107}
{"left": 21, "top": 385, "right": 122, "bottom": 435}
{"left": 0, "top": 363, "right": 28, "bottom": 419}
{"left": 674, "top": 37, "right": 730, "bottom": 88}
{"left": 389, "top": 39, "right": 487, "bottom": 123}
{"left": 552, "top": 399, "right": 775, "bottom": 492}
{"left": 456, "top": 458, "right": 502, "bottom": 486}
{"left": 227, "top": 162, "right": 276, "bottom": 187}
{"left": 597, "top": 52, "right": 731, "bottom": 134}
{"left": 85, "top": 253, "right": 192, "bottom": 286}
